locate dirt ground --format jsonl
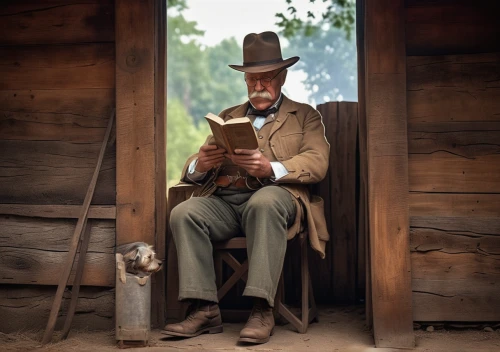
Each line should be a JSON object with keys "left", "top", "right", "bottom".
{"left": 2, "top": 306, "right": 499, "bottom": 352}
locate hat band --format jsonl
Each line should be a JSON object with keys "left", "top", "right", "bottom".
{"left": 242, "top": 57, "right": 284, "bottom": 67}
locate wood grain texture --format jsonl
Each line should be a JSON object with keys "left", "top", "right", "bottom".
{"left": 407, "top": 54, "right": 500, "bottom": 123}
{"left": 152, "top": 0, "right": 167, "bottom": 328}
{"left": 357, "top": 0, "right": 370, "bottom": 325}
{"left": 165, "top": 184, "right": 197, "bottom": 322}
{"left": 0, "top": 204, "right": 116, "bottom": 219}
{"left": 325, "top": 102, "right": 358, "bottom": 303}
{"left": 0, "top": 140, "right": 115, "bottom": 205}
{"left": 311, "top": 102, "right": 335, "bottom": 303}
{"left": 0, "top": 89, "right": 114, "bottom": 142}
{"left": 410, "top": 193, "right": 500, "bottom": 218}
{"left": 409, "top": 153, "right": 500, "bottom": 193}
{"left": 406, "top": 1, "right": 500, "bottom": 56}
{"left": 411, "top": 250, "right": 500, "bottom": 321}
{"left": 0, "top": 0, "right": 114, "bottom": 45}
{"left": 115, "top": 0, "right": 155, "bottom": 246}
{"left": 365, "top": 0, "right": 414, "bottom": 347}
{"left": 0, "top": 285, "right": 113, "bottom": 333}
{"left": 0, "top": 44, "right": 115, "bottom": 90}
{"left": 0, "top": 216, "right": 114, "bottom": 286}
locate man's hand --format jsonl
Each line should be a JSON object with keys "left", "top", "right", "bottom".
{"left": 227, "top": 149, "right": 273, "bottom": 178}
{"left": 196, "top": 145, "right": 226, "bottom": 173}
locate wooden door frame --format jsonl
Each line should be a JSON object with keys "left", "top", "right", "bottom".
{"left": 115, "top": 0, "right": 167, "bottom": 327}
{"left": 358, "top": 0, "right": 415, "bottom": 348}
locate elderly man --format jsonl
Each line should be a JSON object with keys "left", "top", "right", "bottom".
{"left": 163, "top": 31, "right": 329, "bottom": 344}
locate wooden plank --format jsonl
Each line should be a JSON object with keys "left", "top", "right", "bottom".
{"left": 165, "top": 184, "right": 197, "bottom": 322}
{"left": 411, "top": 250, "right": 500, "bottom": 321}
{"left": 365, "top": 0, "right": 414, "bottom": 348}
{"left": 406, "top": 1, "right": 500, "bottom": 56}
{"left": 411, "top": 217, "right": 500, "bottom": 235}
{"left": 0, "top": 216, "right": 115, "bottom": 253}
{"left": 152, "top": 0, "right": 167, "bottom": 328}
{"left": 411, "top": 228, "right": 500, "bottom": 254}
{"left": 409, "top": 123, "right": 500, "bottom": 158}
{"left": 115, "top": 0, "right": 155, "bottom": 246}
{"left": 331, "top": 102, "right": 358, "bottom": 304}
{"left": 409, "top": 153, "right": 500, "bottom": 193}
{"left": 357, "top": 0, "right": 370, "bottom": 325}
{"left": 407, "top": 53, "right": 500, "bottom": 123}
{"left": 0, "top": 0, "right": 114, "bottom": 45}
{"left": 0, "top": 89, "right": 114, "bottom": 142}
{"left": 0, "top": 204, "right": 116, "bottom": 219}
{"left": 0, "top": 44, "right": 115, "bottom": 90}
{"left": 313, "top": 102, "right": 335, "bottom": 303}
{"left": 0, "top": 285, "right": 114, "bottom": 333}
{"left": 0, "top": 248, "right": 114, "bottom": 286}
{"left": 410, "top": 193, "right": 500, "bottom": 218}
{"left": 0, "top": 140, "right": 115, "bottom": 205}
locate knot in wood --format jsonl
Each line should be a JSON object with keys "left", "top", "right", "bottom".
{"left": 126, "top": 54, "right": 140, "bottom": 67}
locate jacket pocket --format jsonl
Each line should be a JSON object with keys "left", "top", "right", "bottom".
{"left": 309, "top": 195, "right": 329, "bottom": 241}
{"left": 281, "top": 132, "right": 304, "bottom": 157}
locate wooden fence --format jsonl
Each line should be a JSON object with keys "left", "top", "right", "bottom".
{"left": 284, "top": 101, "right": 362, "bottom": 305}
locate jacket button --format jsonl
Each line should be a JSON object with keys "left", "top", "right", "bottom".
{"left": 258, "top": 135, "right": 263, "bottom": 139}
{"left": 260, "top": 148, "right": 265, "bottom": 152}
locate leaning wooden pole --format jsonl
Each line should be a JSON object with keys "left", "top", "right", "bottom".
{"left": 42, "top": 109, "right": 115, "bottom": 345}
{"left": 364, "top": 0, "right": 414, "bottom": 348}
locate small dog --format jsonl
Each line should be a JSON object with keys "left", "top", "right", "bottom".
{"left": 116, "top": 242, "right": 163, "bottom": 277}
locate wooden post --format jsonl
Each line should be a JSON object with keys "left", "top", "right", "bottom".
{"left": 364, "top": 0, "right": 414, "bottom": 348}
{"left": 153, "top": 0, "right": 167, "bottom": 329}
{"left": 116, "top": 0, "right": 166, "bottom": 328}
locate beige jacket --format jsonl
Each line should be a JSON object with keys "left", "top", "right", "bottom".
{"left": 181, "top": 95, "right": 330, "bottom": 258}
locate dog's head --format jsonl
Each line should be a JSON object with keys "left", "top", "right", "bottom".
{"left": 117, "top": 242, "right": 163, "bottom": 277}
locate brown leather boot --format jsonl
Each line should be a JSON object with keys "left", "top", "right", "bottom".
{"left": 162, "top": 300, "right": 223, "bottom": 337}
{"left": 239, "top": 298, "right": 275, "bottom": 344}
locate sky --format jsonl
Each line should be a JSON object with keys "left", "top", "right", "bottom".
{"left": 182, "top": 0, "right": 330, "bottom": 103}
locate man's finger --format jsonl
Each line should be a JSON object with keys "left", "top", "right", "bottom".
{"left": 234, "top": 148, "right": 258, "bottom": 155}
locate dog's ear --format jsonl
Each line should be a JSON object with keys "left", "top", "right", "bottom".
{"left": 134, "top": 248, "right": 141, "bottom": 261}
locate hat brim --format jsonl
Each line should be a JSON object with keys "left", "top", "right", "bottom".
{"left": 228, "top": 56, "right": 300, "bottom": 73}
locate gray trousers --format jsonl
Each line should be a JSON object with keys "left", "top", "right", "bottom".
{"left": 169, "top": 185, "right": 296, "bottom": 307}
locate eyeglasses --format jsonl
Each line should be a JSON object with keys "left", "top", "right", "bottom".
{"left": 244, "top": 67, "right": 286, "bottom": 87}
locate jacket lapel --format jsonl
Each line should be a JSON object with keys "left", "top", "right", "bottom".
{"left": 226, "top": 102, "right": 250, "bottom": 121}
{"left": 269, "top": 95, "right": 299, "bottom": 138}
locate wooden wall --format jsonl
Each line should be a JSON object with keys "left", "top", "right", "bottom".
{"left": 406, "top": 0, "right": 500, "bottom": 321}
{"left": 0, "top": 0, "right": 116, "bottom": 332}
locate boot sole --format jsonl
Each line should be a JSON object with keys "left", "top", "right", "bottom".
{"left": 238, "top": 328, "right": 274, "bottom": 344}
{"left": 162, "top": 325, "right": 223, "bottom": 338}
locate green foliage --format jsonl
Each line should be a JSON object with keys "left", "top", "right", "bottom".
{"left": 283, "top": 25, "right": 357, "bottom": 103}
{"left": 166, "top": 4, "right": 247, "bottom": 184}
{"left": 276, "top": 0, "right": 356, "bottom": 40}
{"left": 166, "top": 99, "right": 210, "bottom": 187}
{"left": 167, "top": 15, "right": 247, "bottom": 125}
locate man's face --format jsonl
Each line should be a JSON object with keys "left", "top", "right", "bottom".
{"left": 245, "top": 68, "right": 287, "bottom": 110}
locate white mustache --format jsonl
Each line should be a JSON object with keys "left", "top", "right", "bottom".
{"left": 248, "top": 91, "right": 272, "bottom": 100}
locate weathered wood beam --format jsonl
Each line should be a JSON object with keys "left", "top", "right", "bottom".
{"left": 0, "top": 0, "right": 114, "bottom": 46}
{"left": 0, "top": 204, "right": 116, "bottom": 219}
{"left": 364, "top": 0, "right": 414, "bottom": 348}
{"left": 115, "top": 0, "right": 155, "bottom": 245}
{"left": 153, "top": 0, "right": 167, "bottom": 328}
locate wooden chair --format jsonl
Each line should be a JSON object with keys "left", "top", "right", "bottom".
{"left": 213, "top": 232, "right": 318, "bottom": 333}
{"left": 165, "top": 183, "right": 319, "bottom": 333}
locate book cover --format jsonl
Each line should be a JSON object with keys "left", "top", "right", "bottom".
{"left": 205, "top": 113, "right": 259, "bottom": 154}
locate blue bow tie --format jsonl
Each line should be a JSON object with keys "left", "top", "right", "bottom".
{"left": 248, "top": 106, "right": 278, "bottom": 117}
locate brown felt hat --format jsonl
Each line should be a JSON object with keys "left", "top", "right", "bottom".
{"left": 229, "top": 31, "right": 299, "bottom": 73}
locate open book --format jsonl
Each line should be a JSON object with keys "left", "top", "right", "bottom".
{"left": 205, "top": 113, "right": 259, "bottom": 154}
